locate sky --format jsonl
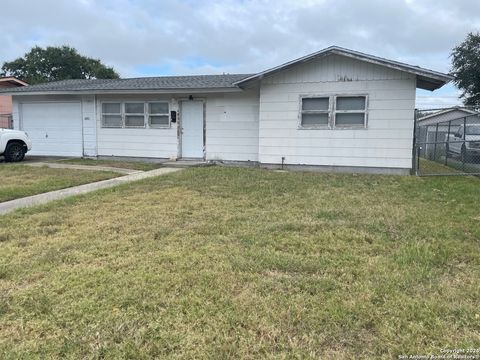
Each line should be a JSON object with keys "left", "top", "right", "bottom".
{"left": 1, "top": 0, "right": 479, "bottom": 109}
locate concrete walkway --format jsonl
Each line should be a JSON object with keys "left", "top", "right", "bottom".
{"left": 26, "top": 162, "right": 141, "bottom": 175}
{"left": 0, "top": 167, "right": 182, "bottom": 215}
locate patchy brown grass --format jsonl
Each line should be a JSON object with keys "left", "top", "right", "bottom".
{"left": 0, "top": 167, "right": 479, "bottom": 359}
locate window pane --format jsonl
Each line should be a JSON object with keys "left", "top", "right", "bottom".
{"left": 336, "top": 96, "right": 366, "bottom": 111}
{"left": 302, "top": 97, "right": 329, "bottom": 111}
{"left": 102, "top": 103, "right": 120, "bottom": 114}
{"left": 149, "top": 115, "right": 169, "bottom": 126}
{"left": 103, "top": 115, "right": 122, "bottom": 127}
{"left": 335, "top": 113, "right": 365, "bottom": 127}
{"left": 125, "top": 103, "right": 145, "bottom": 114}
{"left": 125, "top": 115, "right": 145, "bottom": 127}
{"left": 149, "top": 102, "right": 169, "bottom": 114}
{"left": 302, "top": 113, "right": 328, "bottom": 126}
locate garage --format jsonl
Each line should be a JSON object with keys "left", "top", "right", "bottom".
{"left": 20, "top": 102, "right": 83, "bottom": 156}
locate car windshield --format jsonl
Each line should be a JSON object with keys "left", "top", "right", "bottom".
{"left": 466, "top": 126, "right": 480, "bottom": 135}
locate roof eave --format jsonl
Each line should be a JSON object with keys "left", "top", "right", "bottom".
{"left": 417, "top": 76, "right": 452, "bottom": 91}
{"left": 4, "top": 87, "right": 244, "bottom": 96}
{"left": 0, "top": 77, "right": 28, "bottom": 86}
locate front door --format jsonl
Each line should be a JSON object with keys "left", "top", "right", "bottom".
{"left": 181, "top": 100, "right": 204, "bottom": 158}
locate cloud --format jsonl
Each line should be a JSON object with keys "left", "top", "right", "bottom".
{"left": 1, "top": 0, "right": 479, "bottom": 106}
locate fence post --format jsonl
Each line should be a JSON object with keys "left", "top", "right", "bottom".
{"left": 416, "top": 146, "right": 421, "bottom": 175}
{"left": 411, "top": 108, "right": 418, "bottom": 175}
{"left": 445, "top": 120, "right": 451, "bottom": 166}
{"left": 433, "top": 123, "right": 439, "bottom": 161}
{"left": 462, "top": 116, "right": 467, "bottom": 171}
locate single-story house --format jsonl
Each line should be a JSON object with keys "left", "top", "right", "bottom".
{"left": 0, "top": 77, "right": 28, "bottom": 128}
{"left": 416, "top": 107, "right": 480, "bottom": 158}
{"left": 0, "top": 46, "right": 453, "bottom": 174}
{"left": 417, "top": 107, "right": 479, "bottom": 128}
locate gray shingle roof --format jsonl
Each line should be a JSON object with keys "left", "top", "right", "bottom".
{"left": 0, "top": 74, "right": 253, "bottom": 94}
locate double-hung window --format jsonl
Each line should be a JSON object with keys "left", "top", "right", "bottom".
{"left": 334, "top": 96, "right": 367, "bottom": 128}
{"left": 148, "top": 102, "right": 170, "bottom": 127}
{"left": 102, "top": 103, "right": 122, "bottom": 128}
{"left": 124, "top": 102, "right": 146, "bottom": 127}
{"left": 300, "top": 95, "right": 367, "bottom": 129}
{"left": 101, "top": 101, "right": 171, "bottom": 128}
{"left": 300, "top": 97, "right": 330, "bottom": 128}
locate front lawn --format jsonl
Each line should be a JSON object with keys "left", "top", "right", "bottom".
{"left": 0, "top": 167, "right": 479, "bottom": 358}
{"left": 0, "top": 164, "right": 120, "bottom": 202}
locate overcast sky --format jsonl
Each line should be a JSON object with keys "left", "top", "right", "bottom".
{"left": 2, "top": 0, "right": 479, "bottom": 108}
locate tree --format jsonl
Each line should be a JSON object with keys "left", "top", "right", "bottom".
{"left": 451, "top": 32, "right": 480, "bottom": 107}
{"left": 1, "top": 46, "right": 119, "bottom": 84}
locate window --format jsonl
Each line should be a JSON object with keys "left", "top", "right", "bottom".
{"left": 124, "top": 102, "right": 145, "bottom": 127}
{"left": 102, "top": 103, "right": 122, "bottom": 128}
{"left": 456, "top": 126, "right": 464, "bottom": 138}
{"left": 334, "top": 96, "right": 367, "bottom": 128}
{"left": 101, "top": 101, "right": 171, "bottom": 129}
{"left": 148, "top": 102, "right": 170, "bottom": 127}
{"left": 299, "top": 95, "right": 367, "bottom": 129}
{"left": 467, "top": 126, "right": 480, "bottom": 135}
{"left": 300, "top": 97, "right": 330, "bottom": 127}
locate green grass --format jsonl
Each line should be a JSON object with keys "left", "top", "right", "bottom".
{"left": 0, "top": 164, "right": 120, "bottom": 202}
{"left": 57, "top": 158, "right": 162, "bottom": 171}
{"left": 418, "top": 158, "right": 462, "bottom": 174}
{"left": 0, "top": 167, "right": 479, "bottom": 358}
{"left": 419, "top": 157, "right": 480, "bottom": 175}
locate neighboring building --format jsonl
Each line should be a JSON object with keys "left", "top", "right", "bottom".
{"left": 0, "top": 77, "right": 28, "bottom": 128}
{"left": 417, "top": 107, "right": 478, "bottom": 127}
{"left": 0, "top": 46, "right": 452, "bottom": 174}
{"left": 416, "top": 107, "right": 480, "bottom": 158}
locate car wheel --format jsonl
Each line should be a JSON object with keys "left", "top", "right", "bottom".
{"left": 4, "top": 142, "right": 26, "bottom": 162}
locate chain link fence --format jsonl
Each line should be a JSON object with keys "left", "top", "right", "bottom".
{"left": 415, "top": 108, "right": 480, "bottom": 176}
{"left": 0, "top": 114, "right": 13, "bottom": 129}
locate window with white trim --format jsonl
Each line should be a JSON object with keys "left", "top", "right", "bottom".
{"left": 102, "top": 103, "right": 122, "bottom": 128}
{"left": 148, "top": 102, "right": 170, "bottom": 127}
{"left": 124, "top": 102, "right": 146, "bottom": 127}
{"left": 334, "top": 96, "right": 367, "bottom": 128}
{"left": 300, "top": 97, "right": 330, "bottom": 127}
{"left": 101, "top": 101, "right": 171, "bottom": 129}
{"left": 300, "top": 95, "right": 367, "bottom": 129}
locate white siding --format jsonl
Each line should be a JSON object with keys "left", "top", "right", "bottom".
{"left": 81, "top": 95, "right": 97, "bottom": 156}
{"left": 205, "top": 89, "right": 259, "bottom": 162}
{"left": 96, "top": 91, "right": 259, "bottom": 160}
{"left": 96, "top": 94, "right": 178, "bottom": 159}
{"left": 258, "top": 54, "right": 416, "bottom": 169}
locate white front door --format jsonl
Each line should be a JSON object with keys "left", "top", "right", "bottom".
{"left": 21, "top": 102, "right": 83, "bottom": 157}
{"left": 181, "top": 100, "right": 204, "bottom": 158}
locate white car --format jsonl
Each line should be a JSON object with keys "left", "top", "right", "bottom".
{"left": 0, "top": 128, "right": 32, "bottom": 162}
{"left": 447, "top": 124, "right": 480, "bottom": 162}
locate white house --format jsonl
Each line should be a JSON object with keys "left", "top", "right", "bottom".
{"left": 1, "top": 46, "right": 452, "bottom": 174}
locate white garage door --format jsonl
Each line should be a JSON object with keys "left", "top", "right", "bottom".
{"left": 21, "top": 102, "right": 83, "bottom": 157}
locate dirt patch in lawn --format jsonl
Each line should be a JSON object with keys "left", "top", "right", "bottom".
{"left": 56, "top": 158, "right": 162, "bottom": 171}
